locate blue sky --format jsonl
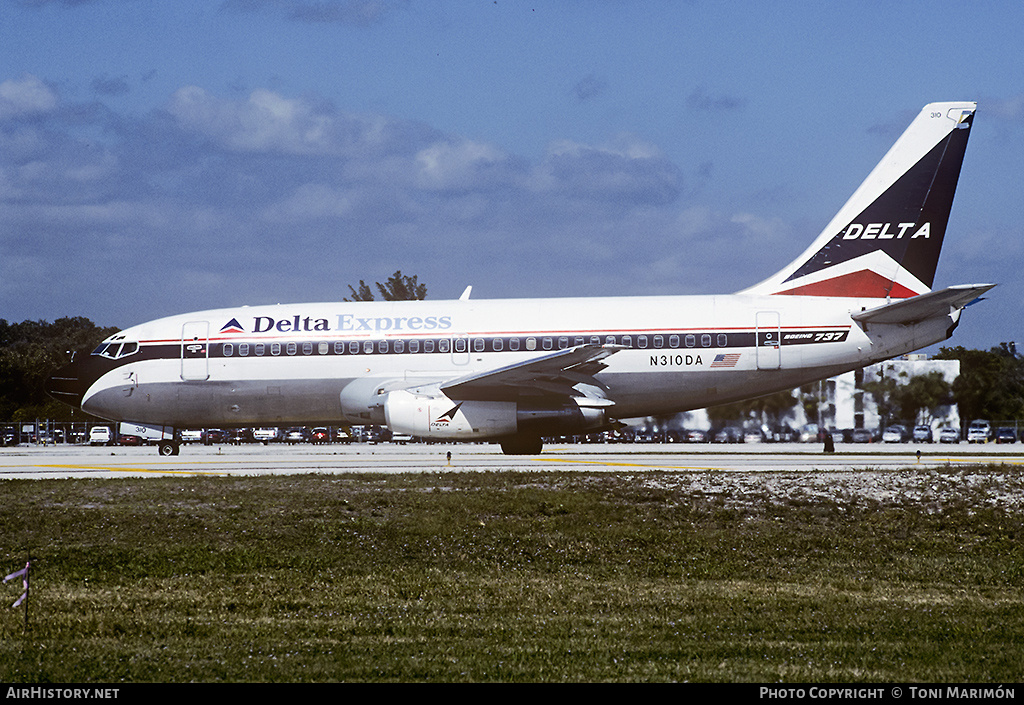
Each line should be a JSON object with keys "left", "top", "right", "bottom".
{"left": 1, "top": 0, "right": 1021, "bottom": 354}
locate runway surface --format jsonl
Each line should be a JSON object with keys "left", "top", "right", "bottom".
{"left": 2, "top": 441, "right": 1023, "bottom": 479}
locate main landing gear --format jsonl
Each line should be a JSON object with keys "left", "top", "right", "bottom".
{"left": 158, "top": 440, "right": 180, "bottom": 456}
{"left": 499, "top": 434, "right": 543, "bottom": 455}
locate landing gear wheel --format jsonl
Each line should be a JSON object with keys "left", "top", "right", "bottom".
{"left": 158, "top": 441, "right": 179, "bottom": 456}
{"left": 500, "top": 435, "right": 543, "bottom": 455}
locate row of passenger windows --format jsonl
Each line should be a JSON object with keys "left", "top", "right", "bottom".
{"left": 220, "top": 333, "right": 731, "bottom": 358}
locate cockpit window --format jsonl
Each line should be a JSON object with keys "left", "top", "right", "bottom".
{"left": 92, "top": 341, "right": 139, "bottom": 360}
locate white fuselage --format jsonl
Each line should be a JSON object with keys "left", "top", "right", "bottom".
{"left": 77, "top": 292, "right": 956, "bottom": 431}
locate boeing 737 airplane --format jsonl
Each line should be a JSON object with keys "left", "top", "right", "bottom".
{"left": 47, "top": 101, "right": 993, "bottom": 456}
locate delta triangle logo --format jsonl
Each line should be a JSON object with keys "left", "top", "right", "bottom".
{"left": 433, "top": 402, "right": 463, "bottom": 426}
{"left": 220, "top": 318, "right": 245, "bottom": 334}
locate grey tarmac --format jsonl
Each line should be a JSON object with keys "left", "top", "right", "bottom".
{"left": 1, "top": 442, "right": 1022, "bottom": 480}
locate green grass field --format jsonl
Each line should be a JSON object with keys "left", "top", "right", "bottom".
{"left": 1, "top": 467, "right": 1021, "bottom": 682}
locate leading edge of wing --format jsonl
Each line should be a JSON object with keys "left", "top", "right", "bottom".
{"left": 439, "top": 344, "right": 624, "bottom": 402}
{"left": 851, "top": 283, "right": 996, "bottom": 326}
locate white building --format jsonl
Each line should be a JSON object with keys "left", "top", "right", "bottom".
{"left": 798, "top": 355, "right": 960, "bottom": 434}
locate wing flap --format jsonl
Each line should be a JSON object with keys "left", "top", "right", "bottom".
{"left": 851, "top": 284, "right": 995, "bottom": 326}
{"left": 439, "top": 344, "right": 623, "bottom": 401}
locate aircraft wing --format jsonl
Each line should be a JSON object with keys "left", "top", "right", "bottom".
{"left": 851, "top": 284, "right": 996, "bottom": 326}
{"left": 439, "top": 344, "right": 623, "bottom": 402}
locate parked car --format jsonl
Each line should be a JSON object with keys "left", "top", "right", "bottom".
{"left": 967, "top": 419, "right": 992, "bottom": 443}
{"left": 995, "top": 427, "right": 1017, "bottom": 444}
{"left": 285, "top": 427, "right": 309, "bottom": 444}
{"left": 253, "top": 427, "right": 280, "bottom": 444}
{"left": 89, "top": 426, "right": 113, "bottom": 446}
{"left": 228, "top": 428, "right": 253, "bottom": 444}
{"left": 939, "top": 427, "right": 960, "bottom": 443}
{"left": 204, "top": 429, "right": 227, "bottom": 444}
{"left": 762, "top": 425, "right": 797, "bottom": 443}
{"left": 713, "top": 426, "right": 743, "bottom": 443}
{"left": 852, "top": 428, "right": 874, "bottom": 443}
{"left": 798, "top": 424, "right": 820, "bottom": 443}
{"left": 180, "top": 429, "right": 203, "bottom": 444}
{"left": 882, "top": 425, "right": 909, "bottom": 443}
{"left": 912, "top": 425, "right": 934, "bottom": 443}
{"left": 685, "top": 429, "right": 709, "bottom": 443}
{"left": 310, "top": 427, "right": 331, "bottom": 444}
{"left": 118, "top": 434, "right": 142, "bottom": 446}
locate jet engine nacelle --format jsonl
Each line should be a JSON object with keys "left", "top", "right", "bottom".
{"left": 384, "top": 389, "right": 608, "bottom": 440}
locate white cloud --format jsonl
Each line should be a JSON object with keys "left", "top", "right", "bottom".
{"left": 414, "top": 139, "right": 506, "bottom": 190}
{"left": 262, "top": 182, "right": 355, "bottom": 221}
{"left": 0, "top": 75, "right": 57, "bottom": 119}
{"left": 168, "top": 86, "right": 346, "bottom": 155}
{"left": 533, "top": 135, "right": 681, "bottom": 205}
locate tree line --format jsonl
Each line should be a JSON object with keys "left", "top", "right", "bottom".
{"left": 0, "top": 317, "right": 119, "bottom": 422}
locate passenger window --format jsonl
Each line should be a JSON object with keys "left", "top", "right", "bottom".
{"left": 239, "top": 343, "right": 249, "bottom": 357}
{"left": 701, "top": 334, "right": 712, "bottom": 347}
{"left": 223, "top": 343, "right": 233, "bottom": 357}
{"left": 493, "top": 338, "right": 503, "bottom": 351}
{"left": 621, "top": 335, "right": 631, "bottom": 348}
{"left": 510, "top": 337, "right": 520, "bottom": 351}
{"left": 669, "top": 335, "right": 679, "bottom": 348}
{"left": 424, "top": 340, "right": 434, "bottom": 353}
{"left": 394, "top": 339, "right": 404, "bottom": 354}
{"left": 718, "top": 334, "right": 728, "bottom": 347}
{"left": 654, "top": 335, "right": 664, "bottom": 348}
{"left": 590, "top": 336, "right": 601, "bottom": 345}
{"left": 439, "top": 339, "right": 450, "bottom": 353}
{"left": 455, "top": 337, "right": 467, "bottom": 353}
{"left": 474, "top": 338, "right": 485, "bottom": 352}
{"left": 637, "top": 335, "right": 648, "bottom": 349}
{"left": 526, "top": 337, "right": 536, "bottom": 351}
{"left": 379, "top": 340, "right": 389, "bottom": 354}
{"left": 255, "top": 343, "right": 265, "bottom": 356}
{"left": 302, "top": 342, "right": 313, "bottom": 355}
{"left": 685, "top": 335, "right": 695, "bottom": 348}
{"left": 271, "top": 343, "right": 281, "bottom": 356}
{"left": 410, "top": 339, "right": 420, "bottom": 353}
{"left": 286, "top": 342, "right": 297, "bottom": 355}
{"left": 335, "top": 342, "right": 344, "bottom": 355}
{"left": 363, "top": 341, "right": 373, "bottom": 354}
{"left": 557, "top": 336, "right": 568, "bottom": 349}
{"left": 350, "top": 341, "right": 359, "bottom": 354}
{"left": 543, "top": 337, "right": 553, "bottom": 350}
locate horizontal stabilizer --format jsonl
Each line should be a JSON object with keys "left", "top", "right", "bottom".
{"left": 851, "top": 284, "right": 995, "bottom": 326}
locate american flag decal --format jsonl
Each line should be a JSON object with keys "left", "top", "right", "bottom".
{"left": 711, "top": 353, "right": 741, "bottom": 368}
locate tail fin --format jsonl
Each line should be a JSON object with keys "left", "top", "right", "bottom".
{"left": 742, "top": 101, "right": 976, "bottom": 298}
